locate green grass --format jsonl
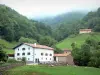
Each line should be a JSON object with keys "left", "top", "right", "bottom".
{"left": 5, "top": 65, "right": 100, "bottom": 75}
{"left": 0, "top": 39, "right": 18, "bottom": 54}
{"left": 56, "top": 33, "right": 100, "bottom": 50}
{"left": 4, "top": 49, "right": 14, "bottom": 54}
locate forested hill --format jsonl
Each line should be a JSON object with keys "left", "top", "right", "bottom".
{"left": 0, "top": 4, "right": 54, "bottom": 44}
{"left": 0, "top": 4, "right": 100, "bottom": 47}
{"left": 39, "top": 12, "right": 86, "bottom": 27}
{"left": 52, "top": 8, "right": 100, "bottom": 41}
{"left": 80, "top": 8, "right": 100, "bottom": 32}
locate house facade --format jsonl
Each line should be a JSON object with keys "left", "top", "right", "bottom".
{"left": 79, "top": 29, "right": 92, "bottom": 34}
{"left": 14, "top": 43, "right": 54, "bottom": 64}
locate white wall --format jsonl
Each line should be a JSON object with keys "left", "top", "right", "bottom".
{"left": 34, "top": 48, "right": 54, "bottom": 62}
{"left": 15, "top": 44, "right": 34, "bottom": 61}
{"left": 79, "top": 31, "right": 91, "bottom": 34}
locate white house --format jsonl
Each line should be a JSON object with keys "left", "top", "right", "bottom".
{"left": 79, "top": 29, "right": 92, "bottom": 34}
{"left": 13, "top": 43, "right": 54, "bottom": 64}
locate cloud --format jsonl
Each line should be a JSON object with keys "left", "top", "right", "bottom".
{"left": 0, "top": 0, "right": 100, "bottom": 18}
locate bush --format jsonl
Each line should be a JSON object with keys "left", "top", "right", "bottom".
{"left": 0, "top": 45, "right": 8, "bottom": 62}
{"left": 22, "top": 57, "right": 26, "bottom": 63}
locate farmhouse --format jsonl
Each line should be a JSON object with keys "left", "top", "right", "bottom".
{"left": 13, "top": 43, "right": 54, "bottom": 64}
{"left": 54, "top": 50, "right": 74, "bottom": 65}
{"left": 79, "top": 29, "right": 92, "bottom": 34}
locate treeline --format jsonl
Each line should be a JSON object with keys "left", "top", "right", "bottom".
{"left": 72, "top": 38, "right": 100, "bottom": 68}
{"left": 0, "top": 4, "right": 56, "bottom": 46}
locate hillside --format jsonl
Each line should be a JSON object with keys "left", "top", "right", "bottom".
{"left": 47, "top": 7, "right": 100, "bottom": 41}
{"left": 0, "top": 4, "right": 52, "bottom": 42}
{"left": 56, "top": 33, "right": 100, "bottom": 50}
{"left": 0, "top": 39, "right": 17, "bottom": 54}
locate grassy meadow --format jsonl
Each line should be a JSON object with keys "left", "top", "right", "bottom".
{"left": 4, "top": 65, "right": 100, "bottom": 75}
{"left": 56, "top": 33, "right": 100, "bottom": 50}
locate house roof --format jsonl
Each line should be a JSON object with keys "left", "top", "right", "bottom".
{"left": 54, "top": 52, "right": 71, "bottom": 57}
{"left": 80, "top": 29, "right": 92, "bottom": 31}
{"left": 63, "top": 49, "right": 71, "bottom": 52}
{"left": 13, "top": 43, "right": 54, "bottom": 50}
{"left": 8, "top": 54, "right": 14, "bottom": 57}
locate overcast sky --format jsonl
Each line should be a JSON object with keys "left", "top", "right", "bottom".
{"left": 0, "top": 0, "right": 100, "bottom": 18}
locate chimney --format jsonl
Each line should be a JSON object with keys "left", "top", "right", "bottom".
{"left": 34, "top": 43, "right": 36, "bottom": 47}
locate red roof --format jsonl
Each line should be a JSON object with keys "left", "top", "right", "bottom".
{"left": 8, "top": 54, "right": 14, "bottom": 57}
{"left": 24, "top": 43, "right": 54, "bottom": 50}
{"left": 54, "top": 52, "right": 71, "bottom": 57}
{"left": 80, "top": 29, "right": 92, "bottom": 31}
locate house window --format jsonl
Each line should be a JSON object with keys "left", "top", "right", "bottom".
{"left": 28, "top": 47, "right": 30, "bottom": 50}
{"left": 17, "top": 53, "right": 20, "bottom": 56}
{"left": 41, "top": 53, "right": 43, "bottom": 56}
{"left": 45, "top": 53, "right": 48, "bottom": 56}
{"left": 22, "top": 53, "right": 25, "bottom": 55}
{"left": 27, "top": 52, "right": 30, "bottom": 55}
{"left": 50, "top": 58, "right": 51, "bottom": 60}
{"left": 50, "top": 54, "right": 52, "bottom": 56}
{"left": 22, "top": 48, "right": 25, "bottom": 50}
{"left": 28, "top": 58, "right": 30, "bottom": 60}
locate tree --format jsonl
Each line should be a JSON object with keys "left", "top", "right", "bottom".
{"left": 71, "top": 42, "right": 76, "bottom": 49}
{"left": 80, "top": 44, "right": 91, "bottom": 66}
{"left": 72, "top": 44, "right": 91, "bottom": 66}
{"left": 39, "top": 36, "right": 57, "bottom": 46}
{"left": 0, "top": 45, "right": 8, "bottom": 62}
{"left": 72, "top": 47, "right": 81, "bottom": 65}
{"left": 88, "top": 50, "right": 100, "bottom": 68}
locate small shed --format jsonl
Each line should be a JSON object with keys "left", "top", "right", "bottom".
{"left": 79, "top": 29, "right": 92, "bottom": 34}
{"left": 8, "top": 54, "right": 14, "bottom": 59}
{"left": 54, "top": 50, "right": 74, "bottom": 65}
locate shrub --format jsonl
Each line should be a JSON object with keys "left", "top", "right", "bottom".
{"left": 22, "top": 57, "right": 26, "bottom": 63}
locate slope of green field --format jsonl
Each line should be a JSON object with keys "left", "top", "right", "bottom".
{"left": 5, "top": 65, "right": 100, "bottom": 75}
{"left": 56, "top": 33, "right": 100, "bottom": 50}
{"left": 0, "top": 39, "right": 18, "bottom": 54}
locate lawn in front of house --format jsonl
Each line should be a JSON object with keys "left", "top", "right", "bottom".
{"left": 5, "top": 65, "right": 100, "bottom": 75}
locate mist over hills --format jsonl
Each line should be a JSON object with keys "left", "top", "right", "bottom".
{"left": 38, "top": 11, "right": 87, "bottom": 27}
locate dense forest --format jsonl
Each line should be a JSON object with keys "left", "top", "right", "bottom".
{"left": 0, "top": 4, "right": 57, "bottom": 46}
{"left": 0, "top": 4, "right": 100, "bottom": 47}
